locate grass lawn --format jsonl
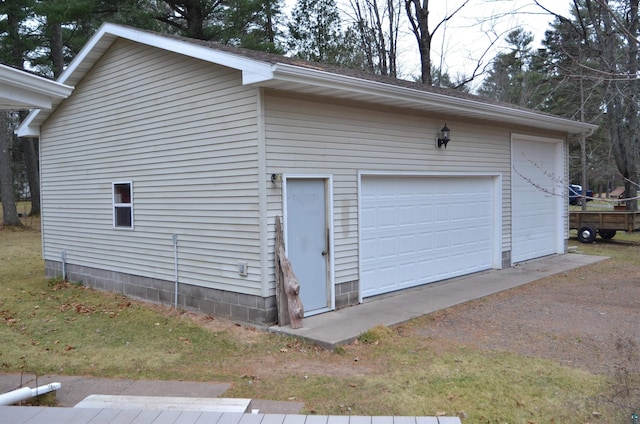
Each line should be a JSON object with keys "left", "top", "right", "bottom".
{"left": 1, "top": 208, "right": 638, "bottom": 422}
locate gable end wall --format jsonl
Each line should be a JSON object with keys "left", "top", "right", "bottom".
{"left": 39, "top": 40, "right": 272, "bottom": 322}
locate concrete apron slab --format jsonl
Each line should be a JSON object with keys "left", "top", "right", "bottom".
{"left": 270, "top": 253, "right": 608, "bottom": 350}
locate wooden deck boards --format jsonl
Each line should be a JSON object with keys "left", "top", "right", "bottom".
{"left": 73, "top": 394, "right": 251, "bottom": 413}
{"left": 0, "top": 406, "right": 461, "bottom": 424}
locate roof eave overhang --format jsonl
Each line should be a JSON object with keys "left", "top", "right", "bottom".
{"left": 0, "top": 64, "right": 73, "bottom": 111}
{"left": 262, "top": 64, "right": 598, "bottom": 138}
{"left": 17, "top": 23, "right": 597, "bottom": 138}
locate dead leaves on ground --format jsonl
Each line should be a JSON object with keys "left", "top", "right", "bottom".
{"left": 1, "top": 310, "right": 17, "bottom": 325}
{"left": 279, "top": 339, "right": 324, "bottom": 354}
{"left": 58, "top": 298, "right": 131, "bottom": 318}
{"left": 60, "top": 302, "right": 96, "bottom": 314}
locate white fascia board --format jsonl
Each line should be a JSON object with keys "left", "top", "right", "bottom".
{"left": 18, "top": 23, "right": 274, "bottom": 137}
{"left": 0, "top": 84, "right": 52, "bottom": 109}
{"left": 271, "top": 63, "right": 598, "bottom": 136}
{"left": 140, "top": 25, "right": 272, "bottom": 76}
{"left": 59, "top": 24, "right": 274, "bottom": 85}
{"left": 242, "top": 68, "right": 276, "bottom": 84}
{"left": 17, "top": 25, "right": 118, "bottom": 136}
{"left": 16, "top": 111, "right": 40, "bottom": 137}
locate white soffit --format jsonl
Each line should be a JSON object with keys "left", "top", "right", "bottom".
{"left": 263, "top": 64, "right": 597, "bottom": 137}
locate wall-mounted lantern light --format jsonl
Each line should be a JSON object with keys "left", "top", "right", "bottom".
{"left": 436, "top": 124, "right": 450, "bottom": 149}
{"left": 271, "top": 173, "right": 282, "bottom": 183}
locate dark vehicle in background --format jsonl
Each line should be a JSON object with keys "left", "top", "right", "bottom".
{"left": 569, "top": 184, "right": 593, "bottom": 206}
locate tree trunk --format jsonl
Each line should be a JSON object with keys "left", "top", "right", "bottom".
{"left": 624, "top": 0, "right": 639, "bottom": 211}
{"left": 50, "top": 21, "right": 65, "bottom": 78}
{"left": 387, "top": 0, "right": 399, "bottom": 78}
{"left": 18, "top": 112, "right": 40, "bottom": 216}
{"left": 405, "top": 0, "right": 432, "bottom": 84}
{"left": 579, "top": 71, "right": 587, "bottom": 211}
{"left": 0, "top": 112, "right": 22, "bottom": 227}
{"left": 5, "top": 4, "right": 30, "bottom": 222}
{"left": 275, "top": 216, "right": 304, "bottom": 328}
{"left": 22, "top": 137, "right": 40, "bottom": 215}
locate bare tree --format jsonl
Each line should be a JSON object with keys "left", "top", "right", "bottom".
{"left": 404, "top": 0, "right": 469, "bottom": 84}
{"left": 536, "top": 0, "right": 639, "bottom": 210}
{"left": 594, "top": 0, "right": 640, "bottom": 211}
{"left": 345, "top": 0, "right": 401, "bottom": 76}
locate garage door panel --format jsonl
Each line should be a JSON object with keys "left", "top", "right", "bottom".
{"left": 512, "top": 139, "right": 562, "bottom": 263}
{"left": 361, "top": 175, "right": 496, "bottom": 298}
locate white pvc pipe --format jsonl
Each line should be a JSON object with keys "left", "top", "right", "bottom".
{"left": 173, "top": 234, "right": 178, "bottom": 309}
{"left": 0, "top": 382, "right": 62, "bottom": 405}
{"left": 61, "top": 250, "right": 67, "bottom": 280}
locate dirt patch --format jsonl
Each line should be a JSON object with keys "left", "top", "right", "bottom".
{"left": 409, "top": 259, "right": 640, "bottom": 375}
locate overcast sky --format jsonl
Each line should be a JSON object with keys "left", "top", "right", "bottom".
{"left": 421, "top": 0, "right": 572, "bottom": 84}
{"left": 285, "top": 0, "right": 573, "bottom": 85}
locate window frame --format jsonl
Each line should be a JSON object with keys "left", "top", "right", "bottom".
{"left": 112, "top": 181, "right": 134, "bottom": 229}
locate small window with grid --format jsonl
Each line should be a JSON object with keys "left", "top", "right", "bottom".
{"left": 113, "top": 182, "right": 133, "bottom": 229}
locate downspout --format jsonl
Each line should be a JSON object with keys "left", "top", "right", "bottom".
{"left": 173, "top": 234, "right": 178, "bottom": 309}
{"left": 256, "top": 88, "right": 270, "bottom": 299}
{"left": 0, "top": 382, "right": 61, "bottom": 405}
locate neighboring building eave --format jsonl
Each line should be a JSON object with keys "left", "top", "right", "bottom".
{"left": 0, "top": 64, "right": 73, "bottom": 111}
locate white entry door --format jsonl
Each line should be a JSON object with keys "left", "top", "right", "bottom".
{"left": 285, "top": 178, "right": 330, "bottom": 314}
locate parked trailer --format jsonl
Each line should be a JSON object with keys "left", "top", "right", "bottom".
{"left": 569, "top": 210, "right": 640, "bottom": 243}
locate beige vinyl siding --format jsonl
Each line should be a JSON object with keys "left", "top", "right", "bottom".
{"left": 264, "top": 91, "right": 513, "bottom": 285}
{"left": 40, "top": 39, "right": 263, "bottom": 295}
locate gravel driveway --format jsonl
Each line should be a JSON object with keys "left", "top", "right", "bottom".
{"left": 412, "top": 252, "right": 640, "bottom": 375}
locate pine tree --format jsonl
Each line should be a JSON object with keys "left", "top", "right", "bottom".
{"left": 478, "top": 29, "right": 541, "bottom": 107}
{"left": 287, "top": 0, "right": 345, "bottom": 64}
{"left": 218, "top": 0, "right": 285, "bottom": 52}
{"left": 151, "top": 0, "right": 286, "bottom": 51}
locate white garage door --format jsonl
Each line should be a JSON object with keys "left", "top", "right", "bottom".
{"left": 511, "top": 137, "right": 563, "bottom": 263}
{"left": 360, "top": 175, "right": 496, "bottom": 298}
